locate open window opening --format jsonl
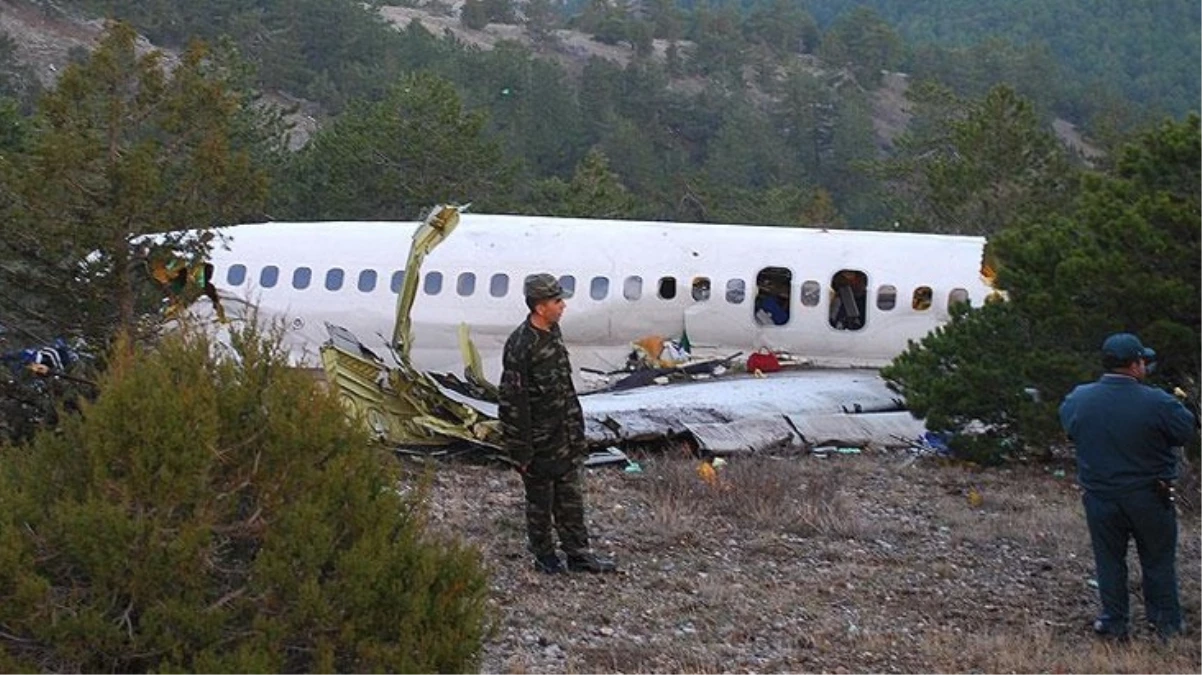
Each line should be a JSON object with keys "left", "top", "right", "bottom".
{"left": 912, "top": 286, "right": 932, "bottom": 311}
{"left": 753, "top": 266, "right": 792, "bottom": 326}
{"left": 829, "top": 269, "right": 867, "bottom": 330}
{"left": 691, "top": 277, "right": 711, "bottom": 301}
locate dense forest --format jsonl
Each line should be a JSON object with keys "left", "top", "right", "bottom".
{"left": 0, "top": 0, "right": 1182, "bottom": 229}
{"left": 777, "top": 0, "right": 1200, "bottom": 122}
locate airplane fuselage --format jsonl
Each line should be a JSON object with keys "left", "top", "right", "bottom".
{"left": 205, "top": 214, "right": 994, "bottom": 381}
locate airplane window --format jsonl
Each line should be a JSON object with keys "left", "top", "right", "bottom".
{"left": 558, "top": 275, "right": 575, "bottom": 299}
{"left": 877, "top": 285, "right": 897, "bottom": 311}
{"left": 457, "top": 272, "right": 476, "bottom": 296}
{"left": 259, "top": 265, "right": 279, "bottom": 288}
{"left": 829, "top": 269, "right": 867, "bottom": 331}
{"left": 754, "top": 266, "right": 792, "bottom": 326}
{"left": 725, "top": 279, "right": 745, "bottom": 304}
{"left": 949, "top": 288, "right": 970, "bottom": 307}
{"left": 358, "top": 269, "right": 377, "bottom": 293}
{"left": 424, "top": 271, "right": 443, "bottom": 295}
{"left": 912, "top": 286, "right": 933, "bottom": 311}
{"left": 692, "top": 277, "right": 711, "bottom": 302}
{"left": 226, "top": 264, "right": 246, "bottom": 286}
{"left": 325, "top": 268, "right": 344, "bottom": 291}
{"left": 800, "top": 280, "right": 821, "bottom": 307}
{"left": 490, "top": 273, "right": 509, "bottom": 298}
{"left": 623, "top": 276, "right": 642, "bottom": 301}
{"left": 590, "top": 276, "right": 609, "bottom": 300}
{"left": 390, "top": 270, "right": 405, "bottom": 294}
{"left": 658, "top": 276, "right": 677, "bottom": 300}
{"left": 292, "top": 267, "right": 312, "bottom": 290}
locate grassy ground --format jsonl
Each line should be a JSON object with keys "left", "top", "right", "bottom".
{"left": 411, "top": 450, "right": 1201, "bottom": 673}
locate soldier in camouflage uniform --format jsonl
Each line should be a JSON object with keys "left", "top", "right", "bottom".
{"left": 499, "top": 273, "right": 617, "bottom": 574}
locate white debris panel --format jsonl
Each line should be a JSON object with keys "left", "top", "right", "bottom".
{"left": 580, "top": 369, "right": 924, "bottom": 451}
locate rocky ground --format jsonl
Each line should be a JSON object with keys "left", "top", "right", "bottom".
{"left": 408, "top": 449, "right": 1201, "bottom": 673}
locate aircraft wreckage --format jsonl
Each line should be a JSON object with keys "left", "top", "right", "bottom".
{"left": 318, "top": 205, "right": 929, "bottom": 459}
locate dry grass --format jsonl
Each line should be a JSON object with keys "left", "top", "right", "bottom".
{"left": 411, "top": 452, "right": 1202, "bottom": 674}
{"left": 642, "top": 456, "right": 862, "bottom": 539}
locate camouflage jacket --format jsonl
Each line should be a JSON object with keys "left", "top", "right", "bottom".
{"left": 499, "top": 318, "right": 586, "bottom": 473}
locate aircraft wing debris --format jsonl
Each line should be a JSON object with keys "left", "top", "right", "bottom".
{"left": 319, "top": 205, "right": 502, "bottom": 449}
{"left": 579, "top": 369, "right": 919, "bottom": 450}
{"left": 682, "top": 419, "right": 798, "bottom": 455}
{"left": 785, "top": 411, "right": 928, "bottom": 449}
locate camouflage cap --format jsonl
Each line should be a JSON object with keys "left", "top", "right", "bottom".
{"left": 524, "top": 273, "right": 564, "bottom": 301}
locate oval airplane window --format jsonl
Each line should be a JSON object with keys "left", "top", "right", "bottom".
{"left": 424, "top": 271, "right": 443, "bottom": 296}
{"left": 949, "top": 288, "right": 969, "bottom": 307}
{"left": 692, "top": 277, "right": 711, "bottom": 302}
{"left": 390, "top": 270, "right": 405, "bottom": 294}
{"left": 325, "top": 268, "right": 344, "bottom": 291}
{"left": 292, "top": 267, "right": 312, "bottom": 290}
{"left": 259, "top": 265, "right": 279, "bottom": 288}
{"left": 877, "top": 284, "right": 897, "bottom": 311}
{"left": 623, "top": 276, "right": 642, "bottom": 301}
{"left": 490, "top": 273, "right": 509, "bottom": 298}
{"left": 226, "top": 264, "right": 246, "bottom": 286}
{"left": 912, "top": 286, "right": 932, "bottom": 311}
{"left": 725, "top": 279, "right": 745, "bottom": 304}
{"left": 800, "top": 280, "right": 821, "bottom": 307}
{"left": 590, "top": 276, "right": 609, "bottom": 300}
{"left": 558, "top": 275, "right": 575, "bottom": 299}
{"left": 658, "top": 276, "right": 677, "bottom": 300}
{"left": 358, "top": 269, "right": 377, "bottom": 293}
{"left": 457, "top": 272, "right": 476, "bottom": 296}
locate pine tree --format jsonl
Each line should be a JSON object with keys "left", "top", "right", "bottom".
{"left": 0, "top": 326, "right": 490, "bottom": 672}
{"left": 0, "top": 23, "right": 270, "bottom": 349}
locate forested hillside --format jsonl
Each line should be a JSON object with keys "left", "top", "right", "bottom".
{"left": 0, "top": 0, "right": 1180, "bottom": 231}
{"left": 797, "top": 0, "right": 1200, "bottom": 123}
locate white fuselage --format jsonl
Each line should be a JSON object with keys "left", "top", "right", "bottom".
{"left": 204, "top": 214, "right": 994, "bottom": 381}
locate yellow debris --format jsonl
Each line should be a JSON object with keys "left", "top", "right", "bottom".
{"left": 967, "top": 486, "right": 984, "bottom": 508}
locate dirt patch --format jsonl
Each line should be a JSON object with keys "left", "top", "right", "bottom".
{"left": 871, "top": 71, "right": 913, "bottom": 153}
{"left": 0, "top": 0, "right": 104, "bottom": 86}
{"left": 377, "top": 3, "right": 682, "bottom": 77}
{"left": 1053, "top": 117, "right": 1104, "bottom": 162}
{"left": 415, "top": 452, "right": 1201, "bottom": 673}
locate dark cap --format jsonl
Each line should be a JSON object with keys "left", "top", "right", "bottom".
{"left": 524, "top": 273, "right": 563, "bottom": 302}
{"left": 1102, "top": 332, "right": 1156, "bottom": 364}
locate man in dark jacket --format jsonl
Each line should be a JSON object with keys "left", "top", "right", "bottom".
{"left": 499, "top": 273, "right": 616, "bottom": 575}
{"left": 1059, "top": 333, "right": 1196, "bottom": 641}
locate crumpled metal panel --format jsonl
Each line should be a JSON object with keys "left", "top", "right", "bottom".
{"left": 683, "top": 419, "right": 799, "bottom": 455}
{"left": 579, "top": 369, "right": 910, "bottom": 446}
{"left": 784, "top": 411, "right": 927, "bottom": 449}
{"left": 320, "top": 205, "right": 503, "bottom": 449}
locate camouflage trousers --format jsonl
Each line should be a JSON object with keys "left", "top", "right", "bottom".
{"left": 522, "top": 465, "right": 589, "bottom": 558}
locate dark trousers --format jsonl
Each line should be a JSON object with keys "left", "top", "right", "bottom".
{"left": 1083, "top": 488, "right": 1180, "bottom": 635}
{"left": 523, "top": 466, "right": 589, "bottom": 559}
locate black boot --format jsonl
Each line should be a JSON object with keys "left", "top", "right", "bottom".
{"left": 566, "top": 552, "right": 617, "bottom": 573}
{"left": 533, "top": 553, "right": 565, "bottom": 574}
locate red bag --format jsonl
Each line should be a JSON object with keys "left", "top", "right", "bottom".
{"left": 747, "top": 350, "right": 781, "bottom": 373}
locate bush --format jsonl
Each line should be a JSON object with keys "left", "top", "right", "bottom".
{"left": 0, "top": 326, "right": 489, "bottom": 672}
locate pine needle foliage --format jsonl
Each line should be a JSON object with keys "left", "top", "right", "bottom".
{"left": 0, "top": 325, "right": 490, "bottom": 673}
